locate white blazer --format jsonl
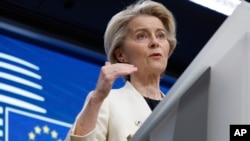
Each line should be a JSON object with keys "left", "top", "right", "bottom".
{"left": 65, "top": 81, "right": 153, "bottom": 141}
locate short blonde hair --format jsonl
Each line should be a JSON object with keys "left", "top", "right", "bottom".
{"left": 104, "top": 0, "right": 177, "bottom": 64}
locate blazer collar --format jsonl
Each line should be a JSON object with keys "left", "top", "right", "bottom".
{"left": 123, "top": 81, "right": 165, "bottom": 99}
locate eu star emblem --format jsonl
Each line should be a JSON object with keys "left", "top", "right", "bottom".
{"left": 7, "top": 108, "right": 71, "bottom": 141}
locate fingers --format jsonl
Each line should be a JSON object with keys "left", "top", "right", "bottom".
{"left": 103, "top": 62, "right": 137, "bottom": 77}
{"left": 100, "top": 63, "right": 137, "bottom": 86}
{"left": 112, "top": 64, "right": 137, "bottom": 77}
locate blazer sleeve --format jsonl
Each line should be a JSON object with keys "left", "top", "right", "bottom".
{"left": 64, "top": 91, "right": 110, "bottom": 141}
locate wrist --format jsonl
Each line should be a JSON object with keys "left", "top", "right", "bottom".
{"left": 90, "top": 91, "right": 106, "bottom": 103}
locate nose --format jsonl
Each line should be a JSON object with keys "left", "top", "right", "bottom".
{"left": 149, "top": 36, "right": 159, "bottom": 48}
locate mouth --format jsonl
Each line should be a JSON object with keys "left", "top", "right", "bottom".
{"left": 149, "top": 53, "right": 162, "bottom": 58}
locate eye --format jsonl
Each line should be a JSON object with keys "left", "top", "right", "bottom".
{"left": 157, "top": 32, "right": 166, "bottom": 39}
{"left": 136, "top": 33, "right": 147, "bottom": 40}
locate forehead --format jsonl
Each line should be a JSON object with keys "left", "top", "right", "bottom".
{"left": 127, "top": 15, "right": 165, "bottom": 32}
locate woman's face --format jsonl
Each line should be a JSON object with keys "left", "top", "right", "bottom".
{"left": 117, "top": 15, "right": 170, "bottom": 75}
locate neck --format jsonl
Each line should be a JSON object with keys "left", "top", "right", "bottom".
{"left": 130, "top": 74, "right": 163, "bottom": 100}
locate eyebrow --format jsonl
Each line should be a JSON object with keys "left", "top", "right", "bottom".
{"left": 132, "top": 27, "right": 167, "bottom": 34}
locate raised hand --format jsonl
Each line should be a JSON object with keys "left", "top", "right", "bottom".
{"left": 93, "top": 62, "right": 138, "bottom": 100}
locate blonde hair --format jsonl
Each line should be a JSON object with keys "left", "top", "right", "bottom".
{"left": 104, "top": 0, "right": 177, "bottom": 64}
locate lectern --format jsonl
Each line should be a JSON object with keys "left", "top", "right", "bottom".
{"left": 131, "top": 1, "right": 250, "bottom": 141}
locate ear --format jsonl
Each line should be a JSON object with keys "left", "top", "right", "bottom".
{"left": 114, "top": 47, "right": 127, "bottom": 63}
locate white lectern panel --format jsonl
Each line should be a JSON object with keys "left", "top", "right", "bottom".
{"left": 131, "top": 1, "right": 250, "bottom": 141}
{"left": 207, "top": 32, "right": 250, "bottom": 141}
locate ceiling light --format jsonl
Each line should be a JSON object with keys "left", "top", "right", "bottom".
{"left": 189, "top": 0, "right": 242, "bottom": 16}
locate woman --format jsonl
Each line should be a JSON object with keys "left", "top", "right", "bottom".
{"left": 65, "top": 0, "right": 176, "bottom": 141}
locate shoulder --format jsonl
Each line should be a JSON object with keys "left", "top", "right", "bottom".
{"left": 108, "top": 81, "right": 138, "bottom": 99}
{"left": 108, "top": 83, "right": 130, "bottom": 99}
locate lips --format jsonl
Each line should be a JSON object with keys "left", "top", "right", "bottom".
{"left": 149, "top": 53, "right": 162, "bottom": 57}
